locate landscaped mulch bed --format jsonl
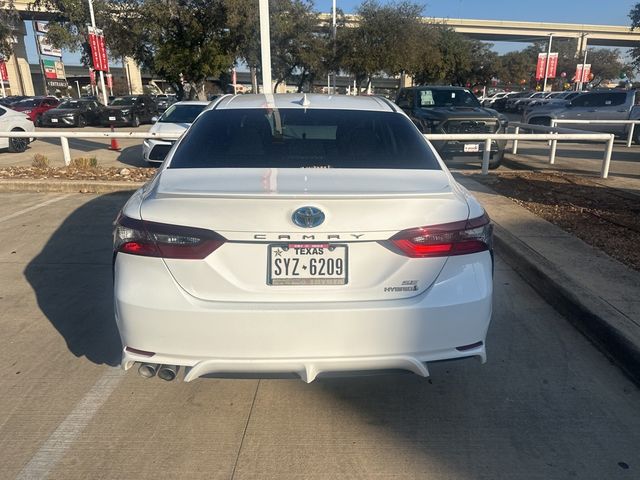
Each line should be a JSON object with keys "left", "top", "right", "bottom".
{"left": 0, "top": 166, "right": 156, "bottom": 183}
{"left": 471, "top": 171, "right": 640, "bottom": 271}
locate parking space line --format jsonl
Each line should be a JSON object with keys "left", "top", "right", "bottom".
{"left": 15, "top": 368, "right": 125, "bottom": 480}
{"left": 0, "top": 195, "right": 73, "bottom": 224}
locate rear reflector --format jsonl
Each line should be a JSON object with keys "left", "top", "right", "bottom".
{"left": 125, "top": 346, "right": 156, "bottom": 357}
{"left": 113, "top": 214, "right": 226, "bottom": 259}
{"left": 381, "top": 213, "right": 493, "bottom": 258}
{"left": 456, "top": 341, "right": 484, "bottom": 352}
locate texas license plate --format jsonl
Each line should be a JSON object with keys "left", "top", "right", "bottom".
{"left": 464, "top": 143, "right": 480, "bottom": 153}
{"left": 108, "top": 116, "right": 116, "bottom": 121}
{"left": 268, "top": 244, "right": 348, "bottom": 286}
{"left": 51, "top": 118, "right": 58, "bottom": 123}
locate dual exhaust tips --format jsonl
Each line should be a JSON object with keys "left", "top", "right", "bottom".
{"left": 138, "top": 363, "right": 179, "bottom": 381}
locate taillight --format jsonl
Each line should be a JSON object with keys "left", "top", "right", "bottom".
{"left": 381, "top": 213, "right": 493, "bottom": 258}
{"left": 113, "top": 214, "right": 225, "bottom": 259}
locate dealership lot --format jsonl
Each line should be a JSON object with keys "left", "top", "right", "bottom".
{"left": 0, "top": 191, "right": 638, "bottom": 479}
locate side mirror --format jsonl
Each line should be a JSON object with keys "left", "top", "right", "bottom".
{"left": 151, "top": 116, "right": 159, "bottom": 123}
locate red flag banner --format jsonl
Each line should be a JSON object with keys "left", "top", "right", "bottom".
{"left": 87, "top": 26, "right": 109, "bottom": 72}
{"left": 89, "top": 68, "right": 96, "bottom": 85}
{"left": 0, "top": 61, "right": 8, "bottom": 82}
{"left": 547, "top": 53, "right": 558, "bottom": 79}
{"left": 106, "top": 73, "right": 113, "bottom": 89}
{"left": 536, "top": 53, "right": 546, "bottom": 81}
{"left": 575, "top": 64, "right": 591, "bottom": 83}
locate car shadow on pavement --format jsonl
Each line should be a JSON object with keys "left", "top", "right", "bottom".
{"left": 23, "top": 192, "right": 131, "bottom": 366}
{"left": 116, "top": 145, "right": 147, "bottom": 167}
{"left": 38, "top": 136, "right": 112, "bottom": 153}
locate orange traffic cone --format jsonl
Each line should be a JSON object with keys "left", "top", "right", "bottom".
{"left": 109, "top": 125, "right": 120, "bottom": 151}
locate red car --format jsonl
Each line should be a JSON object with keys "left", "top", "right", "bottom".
{"left": 11, "top": 97, "right": 60, "bottom": 126}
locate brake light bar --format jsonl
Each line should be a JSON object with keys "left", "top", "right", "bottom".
{"left": 381, "top": 213, "right": 493, "bottom": 258}
{"left": 113, "top": 214, "right": 226, "bottom": 259}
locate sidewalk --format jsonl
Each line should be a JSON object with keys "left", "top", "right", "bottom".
{"left": 456, "top": 173, "right": 640, "bottom": 385}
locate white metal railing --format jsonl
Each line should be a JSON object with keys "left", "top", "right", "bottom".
{"left": 550, "top": 119, "right": 640, "bottom": 148}
{"left": 0, "top": 129, "right": 618, "bottom": 179}
{"left": 0, "top": 131, "right": 182, "bottom": 167}
{"left": 425, "top": 130, "right": 614, "bottom": 177}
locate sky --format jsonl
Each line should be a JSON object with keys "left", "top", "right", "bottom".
{"left": 24, "top": 0, "right": 640, "bottom": 66}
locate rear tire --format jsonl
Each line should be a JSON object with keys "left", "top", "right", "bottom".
{"left": 35, "top": 115, "right": 42, "bottom": 127}
{"left": 131, "top": 115, "right": 140, "bottom": 128}
{"left": 489, "top": 149, "right": 504, "bottom": 170}
{"left": 8, "top": 129, "right": 28, "bottom": 153}
{"left": 633, "top": 126, "right": 640, "bottom": 145}
{"left": 77, "top": 115, "right": 87, "bottom": 128}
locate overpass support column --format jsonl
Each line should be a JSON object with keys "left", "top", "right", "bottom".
{"left": 124, "top": 57, "right": 143, "bottom": 94}
{"left": 5, "top": 22, "right": 34, "bottom": 96}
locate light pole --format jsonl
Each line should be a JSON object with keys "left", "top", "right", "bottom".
{"left": 542, "top": 33, "right": 553, "bottom": 92}
{"left": 332, "top": 0, "right": 337, "bottom": 94}
{"left": 259, "top": 0, "right": 272, "bottom": 93}
{"left": 577, "top": 34, "right": 588, "bottom": 91}
{"left": 87, "top": 0, "right": 108, "bottom": 105}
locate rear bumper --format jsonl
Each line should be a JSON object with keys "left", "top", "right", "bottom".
{"left": 42, "top": 117, "right": 77, "bottom": 127}
{"left": 114, "top": 251, "right": 493, "bottom": 382}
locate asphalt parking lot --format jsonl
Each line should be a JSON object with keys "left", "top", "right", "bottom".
{"left": 0, "top": 191, "right": 638, "bottom": 479}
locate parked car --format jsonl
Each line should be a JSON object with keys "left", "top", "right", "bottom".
{"left": 40, "top": 99, "right": 104, "bottom": 127}
{"left": 504, "top": 91, "right": 535, "bottom": 112}
{"left": 0, "top": 95, "right": 28, "bottom": 107}
{"left": 11, "top": 96, "right": 60, "bottom": 126}
{"left": 101, "top": 95, "right": 158, "bottom": 127}
{"left": 113, "top": 93, "right": 494, "bottom": 383}
{"left": 482, "top": 91, "right": 508, "bottom": 108}
{"left": 396, "top": 85, "right": 508, "bottom": 169}
{"left": 525, "top": 91, "right": 580, "bottom": 112}
{"left": 524, "top": 89, "right": 640, "bottom": 141}
{"left": 491, "top": 91, "right": 520, "bottom": 112}
{"left": 143, "top": 100, "right": 208, "bottom": 165}
{"left": 152, "top": 94, "right": 177, "bottom": 112}
{"left": 512, "top": 91, "right": 546, "bottom": 112}
{"left": 0, "top": 104, "right": 35, "bottom": 153}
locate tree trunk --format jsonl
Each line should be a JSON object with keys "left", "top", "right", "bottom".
{"left": 297, "top": 71, "right": 307, "bottom": 92}
{"left": 250, "top": 66, "right": 258, "bottom": 93}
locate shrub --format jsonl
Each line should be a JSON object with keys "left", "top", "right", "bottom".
{"left": 71, "top": 157, "right": 98, "bottom": 169}
{"left": 32, "top": 153, "right": 49, "bottom": 168}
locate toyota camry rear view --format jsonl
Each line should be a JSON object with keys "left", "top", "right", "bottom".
{"left": 113, "top": 93, "right": 493, "bottom": 382}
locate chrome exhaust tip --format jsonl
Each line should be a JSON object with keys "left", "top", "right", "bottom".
{"left": 138, "top": 363, "right": 158, "bottom": 378}
{"left": 158, "top": 365, "right": 179, "bottom": 382}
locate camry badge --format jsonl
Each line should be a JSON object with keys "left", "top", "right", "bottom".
{"left": 292, "top": 206, "right": 325, "bottom": 228}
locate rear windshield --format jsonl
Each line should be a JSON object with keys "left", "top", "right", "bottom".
{"left": 110, "top": 97, "right": 136, "bottom": 106}
{"left": 417, "top": 89, "right": 480, "bottom": 108}
{"left": 169, "top": 108, "right": 441, "bottom": 170}
{"left": 159, "top": 104, "right": 205, "bottom": 123}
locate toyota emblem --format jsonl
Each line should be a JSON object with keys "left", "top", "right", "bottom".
{"left": 292, "top": 206, "right": 325, "bottom": 228}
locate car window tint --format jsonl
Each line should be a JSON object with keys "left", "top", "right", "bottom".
{"left": 169, "top": 108, "right": 441, "bottom": 170}
{"left": 159, "top": 104, "right": 206, "bottom": 123}
{"left": 602, "top": 93, "right": 627, "bottom": 107}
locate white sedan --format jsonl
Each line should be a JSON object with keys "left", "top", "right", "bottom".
{"left": 142, "top": 100, "right": 208, "bottom": 165}
{"left": 114, "top": 93, "right": 494, "bottom": 383}
{"left": 0, "top": 104, "right": 35, "bottom": 153}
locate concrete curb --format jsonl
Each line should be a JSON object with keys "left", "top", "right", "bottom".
{"left": 493, "top": 223, "right": 640, "bottom": 386}
{"left": 0, "top": 179, "right": 144, "bottom": 194}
